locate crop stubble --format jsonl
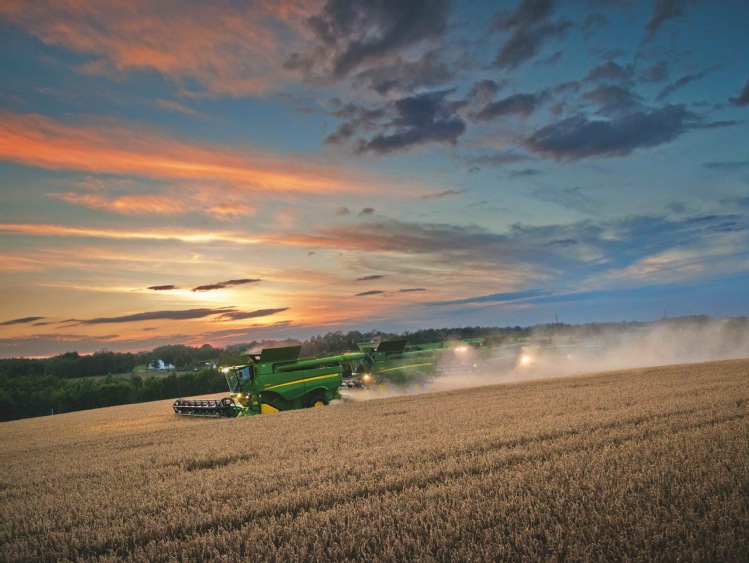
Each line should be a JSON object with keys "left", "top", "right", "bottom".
{"left": 1, "top": 359, "right": 748, "bottom": 561}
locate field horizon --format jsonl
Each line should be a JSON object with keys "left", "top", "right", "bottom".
{"left": 2, "top": 358, "right": 748, "bottom": 561}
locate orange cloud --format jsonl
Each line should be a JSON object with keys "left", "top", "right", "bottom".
{"left": 0, "top": 254, "right": 47, "bottom": 272}
{"left": 0, "top": 0, "right": 322, "bottom": 96}
{"left": 207, "top": 203, "right": 256, "bottom": 221}
{"left": 0, "top": 223, "right": 265, "bottom": 245}
{"left": 0, "top": 112, "right": 357, "bottom": 194}
{"left": 47, "top": 174, "right": 259, "bottom": 219}
{"left": 51, "top": 193, "right": 186, "bottom": 215}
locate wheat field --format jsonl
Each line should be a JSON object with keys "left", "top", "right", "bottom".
{"left": 1, "top": 359, "right": 748, "bottom": 561}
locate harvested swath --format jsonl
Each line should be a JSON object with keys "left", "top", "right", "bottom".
{"left": 1, "top": 360, "right": 747, "bottom": 561}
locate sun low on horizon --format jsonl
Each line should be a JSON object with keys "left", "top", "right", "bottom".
{"left": 1, "top": 0, "right": 748, "bottom": 358}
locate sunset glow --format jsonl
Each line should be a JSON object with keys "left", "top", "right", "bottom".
{"left": 1, "top": 0, "right": 748, "bottom": 357}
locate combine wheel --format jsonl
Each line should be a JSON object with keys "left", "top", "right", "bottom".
{"left": 310, "top": 395, "right": 329, "bottom": 408}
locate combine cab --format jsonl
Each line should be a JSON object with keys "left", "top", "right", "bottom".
{"left": 173, "top": 345, "right": 371, "bottom": 417}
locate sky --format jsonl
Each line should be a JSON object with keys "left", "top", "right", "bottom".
{"left": 1, "top": 0, "right": 748, "bottom": 358}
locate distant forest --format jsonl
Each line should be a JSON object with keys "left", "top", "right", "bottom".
{"left": 1, "top": 317, "right": 736, "bottom": 422}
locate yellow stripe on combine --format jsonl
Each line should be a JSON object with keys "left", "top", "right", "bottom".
{"left": 378, "top": 362, "right": 433, "bottom": 373}
{"left": 264, "top": 373, "right": 340, "bottom": 390}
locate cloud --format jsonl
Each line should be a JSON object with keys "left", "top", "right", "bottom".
{"left": 298, "top": 212, "right": 749, "bottom": 289}
{"left": 355, "top": 50, "right": 453, "bottom": 96}
{"left": 581, "top": 13, "right": 607, "bottom": 36}
{"left": 355, "top": 90, "right": 466, "bottom": 154}
{"left": 585, "top": 61, "right": 633, "bottom": 83}
{"left": 640, "top": 60, "right": 670, "bottom": 83}
{"left": 491, "top": 0, "right": 572, "bottom": 69}
{"left": 205, "top": 203, "right": 257, "bottom": 222}
{"left": 49, "top": 185, "right": 258, "bottom": 221}
{"left": 291, "top": 219, "right": 516, "bottom": 257}
{"left": 0, "top": 112, "right": 361, "bottom": 195}
{"left": 325, "top": 104, "right": 387, "bottom": 145}
{"left": 336, "top": 206, "right": 352, "bottom": 215}
{"left": 418, "top": 211, "right": 749, "bottom": 307}
{"left": 421, "top": 189, "right": 466, "bottom": 200}
{"left": 729, "top": 77, "right": 749, "bottom": 106}
{"left": 398, "top": 288, "right": 426, "bottom": 293}
{"left": 354, "top": 290, "right": 385, "bottom": 297}
{"left": 51, "top": 192, "right": 189, "bottom": 216}
{"left": 464, "top": 151, "right": 530, "bottom": 168}
{"left": 467, "top": 80, "right": 504, "bottom": 105}
{"left": 156, "top": 99, "right": 199, "bottom": 115}
{"left": 525, "top": 104, "right": 693, "bottom": 160}
{"left": 475, "top": 93, "right": 541, "bottom": 121}
{"left": 646, "top": 0, "right": 692, "bottom": 38}
{"left": 430, "top": 286, "right": 706, "bottom": 310}
{"left": 702, "top": 160, "right": 749, "bottom": 171}
{"left": 358, "top": 207, "right": 375, "bottom": 216}
{"left": 553, "top": 81, "right": 580, "bottom": 95}
{"left": 296, "top": 0, "right": 450, "bottom": 79}
{"left": 76, "top": 308, "right": 236, "bottom": 325}
{"left": 191, "top": 279, "right": 261, "bottom": 292}
{"left": 0, "top": 0, "right": 315, "bottom": 96}
{"left": 529, "top": 186, "right": 598, "bottom": 213}
{"left": 657, "top": 65, "right": 720, "bottom": 101}
{"left": 357, "top": 275, "right": 387, "bottom": 281}
{"left": 0, "top": 223, "right": 267, "bottom": 245}
{"left": 583, "top": 85, "right": 642, "bottom": 115}
{"left": 15, "top": 210, "right": 743, "bottom": 276}
{"left": 429, "top": 289, "right": 549, "bottom": 307}
{"left": 215, "top": 308, "right": 288, "bottom": 321}
{"left": 510, "top": 168, "right": 541, "bottom": 178}
{"left": 147, "top": 285, "right": 179, "bottom": 291}
{"left": 64, "top": 306, "right": 286, "bottom": 327}
{"left": 1, "top": 316, "right": 45, "bottom": 326}
{"left": 0, "top": 254, "right": 46, "bottom": 272}
{"left": 689, "top": 120, "right": 739, "bottom": 130}
{"left": 326, "top": 87, "right": 486, "bottom": 156}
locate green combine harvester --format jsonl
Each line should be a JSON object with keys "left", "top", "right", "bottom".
{"left": 351, "top": 340, "right": 438, "bottom": 385}
{"left": 173, "top": 345, "right": 371, "bottom": 418}
{"left": 348, "top": 339, "right": 486, "bottom": 386}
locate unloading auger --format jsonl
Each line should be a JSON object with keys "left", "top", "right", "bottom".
{"left": 173, "top": 345, "right": 372, "bottom": 418}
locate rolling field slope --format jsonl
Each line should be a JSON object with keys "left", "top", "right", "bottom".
{"left": 2, "top": 360, "right": 748, "bottom": 561}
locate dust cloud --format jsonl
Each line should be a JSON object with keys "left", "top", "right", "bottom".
{"left": 342, "top": 317, "right": 749, "bottom": 401}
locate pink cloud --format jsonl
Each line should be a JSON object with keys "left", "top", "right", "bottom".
{"left": 0, "top": 112, "right": 358, "bottom": 194}
{"left": 0, "top": 0, "right": 323, "bottom": 96}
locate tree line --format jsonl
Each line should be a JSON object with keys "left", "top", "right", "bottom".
{"left": 0, "top": 369, "right": 225, "bottom": 422}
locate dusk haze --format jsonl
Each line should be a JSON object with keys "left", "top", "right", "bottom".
{"left": 1, "top": 0, "right": 748, "bottom": 358}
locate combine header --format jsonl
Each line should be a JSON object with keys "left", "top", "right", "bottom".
{"left": 173, "top": 345, "right": 370, "bottom": 417}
